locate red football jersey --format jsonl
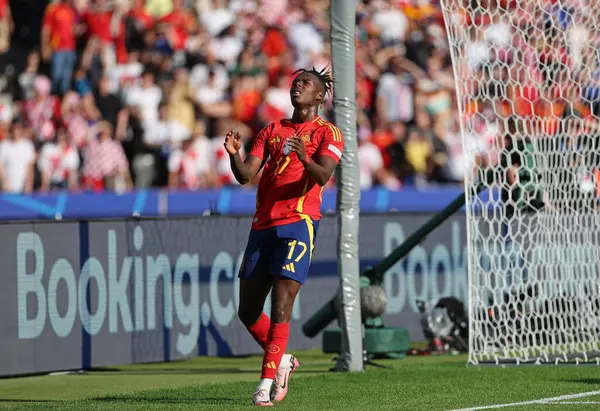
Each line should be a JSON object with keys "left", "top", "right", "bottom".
{"left": 249, "top": 116, "right": 344, "bottom": 229}
{"left": 43, "top": 3, "right": 77, "bottom": 51}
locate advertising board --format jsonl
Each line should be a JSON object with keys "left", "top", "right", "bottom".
{"left": 0, "top": 214, "right": 468, "bottom": 376}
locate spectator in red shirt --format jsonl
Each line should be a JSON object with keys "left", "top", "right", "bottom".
{"left": 81, "top": 1, "right": 129, "bottom": 80}
{"left": 126, "top": 0, "right": 155, "bottom": 52}
{"left": 112, "top": 3, "right": 129, "bottom": 65}
{"left": 81, "top": 0, "right": 112, "bottom": 76}
{"left": 129, "top": 0, "right": 154, "bottom": 32}
{"left": 84, "top": 0, "right": 112, "bottom": 46}
{"left": 159, "top": 0, "right": 196, "bottom": 51}
{"left": 232, "top": 75, "right": 262, "bottom": 124}
{"left": 41, "top": 0, "right": 78, "bottom": 96}
{"left": 261, "top": 27, "right": 288, "bottom": 80}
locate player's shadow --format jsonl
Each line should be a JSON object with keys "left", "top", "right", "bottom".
{"left": 92, "top": 396, "right": 243, "bottom": 405}
{"left": 87, "top": 367, "right": 259, "bottom": 375}
{"left": 0, "top": 397, "right": 246, "bottom": 405}
{"left": 87, "top": 367, "right": 322, "bottom": 376}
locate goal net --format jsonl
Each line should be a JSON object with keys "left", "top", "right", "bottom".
{"left": 440, "top": 0, "right": 600, "bottom": 364}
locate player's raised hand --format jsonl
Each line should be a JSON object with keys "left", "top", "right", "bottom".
{"left": 224, "top": 130, "right": 242, "bottom": 155}
{"left": 287, "top": 136, "right": 308, "bottom": 164}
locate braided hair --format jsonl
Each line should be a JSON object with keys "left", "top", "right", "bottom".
{"left": 291, "top": 67, "right": 334, "bottom": 97}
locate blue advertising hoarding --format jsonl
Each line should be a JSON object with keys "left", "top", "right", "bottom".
{"left": 0, "top": 213, "right": 469, "bottom": 376}
{"left": 0, "top": 186, "right": 500, "bottom": 220}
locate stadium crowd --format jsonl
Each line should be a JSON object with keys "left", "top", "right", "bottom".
{"left": 0, "top": 0, "right": 468, "bottom": 194}
{"left": 2, "top": 0, "right": 590, "bottom": 194}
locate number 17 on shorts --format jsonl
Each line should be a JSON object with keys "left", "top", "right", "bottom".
{"left": 276, "top": 219, "right": 319, "bottom": 284}
{"left": 238, "top": 219, "right": 319, "bottom": 285}
{"left": 281, "top": 239, "right": 308, "bottom": 276}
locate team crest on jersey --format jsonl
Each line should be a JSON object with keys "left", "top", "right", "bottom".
{"left": 299, "top": 133, "right": 312, "bottom": 143}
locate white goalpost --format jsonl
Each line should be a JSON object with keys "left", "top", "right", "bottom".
{"left": 439, "top": 0, "right": 600, "bottom": 364}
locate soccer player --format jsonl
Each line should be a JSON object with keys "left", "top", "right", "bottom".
{"left": 224, "top": 67, "right": 344, "bottom": 406}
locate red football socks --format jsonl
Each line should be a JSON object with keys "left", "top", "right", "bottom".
{"left": 247, "top": 316, "right": 291, "bottom": 379}
{"left": 247, "top": 313, "right": 270, "bottom": 349}
{"left": 261, "top": 322, "right": 290, "bottom": 379}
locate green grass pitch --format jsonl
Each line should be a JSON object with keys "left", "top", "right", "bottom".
{"left": 1, "top": 350, "right": 600, "bottom": 410}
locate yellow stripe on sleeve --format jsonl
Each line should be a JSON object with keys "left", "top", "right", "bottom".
{"left": 317, "top": 119, "right": 342, "bottom": 142}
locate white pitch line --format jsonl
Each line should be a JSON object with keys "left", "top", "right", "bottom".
{"left": 446, "top": 390, "right": 600, "bottom": 411}
{"left": 545, "top": 402, "right": 600, "bottom": 405}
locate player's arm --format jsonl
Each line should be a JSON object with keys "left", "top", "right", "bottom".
{"left": 225, "top": 130, "right": 267, "bottom": 185}
{"left": 229, "top": 152, "right": 264, "bottom": 185}
{"left": 41, "top": 11, "right": 52, "bottom": 62}
{"left": 289, "top": 142, "right": 337, "bottom": 186}
{"left": 287, "top": 127, "right": 344, "bottom": 187}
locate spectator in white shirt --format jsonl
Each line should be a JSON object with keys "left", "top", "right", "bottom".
{"left": 144, "top": 103, "right": 171, "bottom": 148}
{"left": 0, "top": 120, "right": 36, "bottom": 194}
{"left": 376, "top": 56, "right": 415, "bottom": 124}
{"left": 168, "top": 119, "right": 216, "bottom": 190}
{"left": 142, "top": 101, "right": 191, "bottom": 148}
{"left": 195, "top": 69, "right": 227, "bottom": 106}
{"left": 37, "top": 127, "right": 80, "bottom": 191}
{"left": 358, "top": 134, "right": 401, "bottom": 190}
{"left": 194, "top": 69, "right": 233, "bottom": 120}
{"left": 372, "top": 2, "right": 409, "bottom": 45}
{"left": 189, "top": 55, "right": 229, "bottom": 92}
{"left": 287, "top": 20, "right": 324, "bottom": 69}
{"left": 484, "top": 18, "right": 512, "bottom": 48}
{"left": 132, "top": 102, "right": 171, "bottom": 188}
{"left": 262, "top": 74, "right": 294, "bottom": 124}
{"left": 465, "top": 27, "right": 489, "bottom": 72}
{"left": 124, "top": 70, "right": 163, "bottom": 135}
{"left": 200, "top": 1, "right": 236, "bottom": 37}
{"left": 104, "top": 51, "right": 144, "bottom": 94}
{"left": 213, "top": 128, "right": 244, "bottom": 186}
{"left": 18, "top": 50, "right": 41, "bottom": 102}
{"left": 208, "top": 25, "right": 244, "bottom": 69}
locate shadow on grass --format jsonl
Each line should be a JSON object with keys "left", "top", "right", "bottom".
{"left": 92, "top": 396, "right": 243, "bottom": 405}
{"left": 87, "top": 367, "right": 258, "bottom": 375}
{"left": 565, "top": 378, "right": 600, "bottom": 385}
{"left": 86, "top": 367, "right": 325, "bottom": 376}
{"left": 0, "top": 398, "right": 246, "bottom": 406}
{"left": 0, "top": 399, "right": 59, "bottom": 403}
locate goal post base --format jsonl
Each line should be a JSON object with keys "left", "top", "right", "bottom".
{"left": 468, "top": 352, "right": 600, "bottom": 367}
{"left": 322, "top": 327, "right": 410, "bottom": 358}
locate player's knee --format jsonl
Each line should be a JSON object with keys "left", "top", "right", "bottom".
{"left": 271, "top": 279, "right": 299, "bottom": 323}
{"left": 238, "top": 306, "right": 261, "bottom": 327}
{"left": 238, "top": 309, "right": 252, "bottom": 327}
{"left": 270, "top": 303, "right": 292, "bottom": 323}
